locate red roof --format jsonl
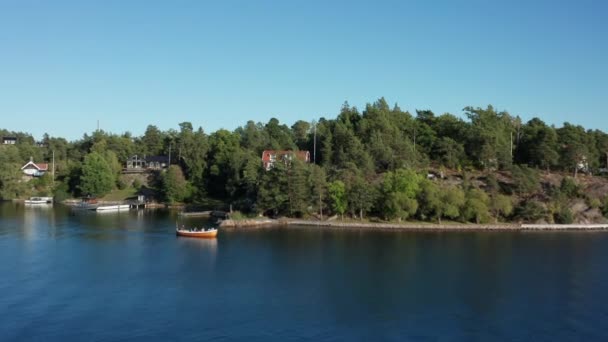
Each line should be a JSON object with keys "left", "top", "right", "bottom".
{"left": 21, "top": 161, "right": 49, "bottom": 171}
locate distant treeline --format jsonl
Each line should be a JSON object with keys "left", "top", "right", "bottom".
{"left": 1, "top": 98, "right": 608, "bottom": 223}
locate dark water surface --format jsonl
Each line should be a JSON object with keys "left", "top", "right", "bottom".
{"left": 1, "top": 203, "right": 607, "bottom": 341}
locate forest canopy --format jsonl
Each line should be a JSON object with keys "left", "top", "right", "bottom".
{"left": 2, "top": 98, "right": 608, "bottom": 224}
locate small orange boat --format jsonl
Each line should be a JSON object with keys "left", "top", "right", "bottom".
{"left": 176, "top": 228, "right": 218, "bottom": 238}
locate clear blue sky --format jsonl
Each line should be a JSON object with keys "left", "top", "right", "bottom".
{"left": 1, "top": 0, "right": 606, "bottom": 140}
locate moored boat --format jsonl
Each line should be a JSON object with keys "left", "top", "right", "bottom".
{"left": 95, "top": 204, "right": 130, "bottom": 212}
{"left": 24, "top": 197, "right": 53, "bottom": 204}
{"left": 176, "top": 227, "right": 218, "bottom": 238}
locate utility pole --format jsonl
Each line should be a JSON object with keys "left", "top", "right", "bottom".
{"left": 168, "top": 144, "right": 172, "bottom": 166}
{"left": 313, "top": 120, "right": 317, "bottom": 164}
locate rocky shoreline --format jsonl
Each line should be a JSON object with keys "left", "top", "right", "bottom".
{"left": 219, "top": 218, "right": 608, "bottom": 231}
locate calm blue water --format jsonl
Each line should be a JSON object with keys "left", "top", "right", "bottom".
{"left": 1, "top": 203, "right": 607, "bottom": 341}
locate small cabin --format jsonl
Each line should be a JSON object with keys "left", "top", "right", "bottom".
{"left": 21, "top": 159, "right": 48, "bottom": 177}
{"left": 262, "top": 150, "right": 311, "bottom": 170}
{"left": 125, "top": 155, "right": 170, "bottom": 171}
{"left": 2, "top": 137, "right": 16, "bottom": 145}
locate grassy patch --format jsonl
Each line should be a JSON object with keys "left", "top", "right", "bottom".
{"left": 101, "top": 187, "right": 138, "bottom": 201}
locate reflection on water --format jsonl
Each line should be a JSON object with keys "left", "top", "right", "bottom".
{"left": 176, "top": 236, "right": 219, "bottom": 267}
{"left": 1, "top": 202, "right": 608, "bottom": 341}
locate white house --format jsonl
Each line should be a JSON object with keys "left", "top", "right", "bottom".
{"left": 21, "top": 159, "right": 48, "bottom": 177}
{"left": 2, "top": 137, "right": 16, "bottom": 145}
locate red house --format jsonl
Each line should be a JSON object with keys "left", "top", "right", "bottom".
{"left": 262, "top": 150, "right": 311, "bottom": 170}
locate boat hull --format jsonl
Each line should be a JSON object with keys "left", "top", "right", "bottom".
{"left": 176, "top": 229, "right": 218, "bottom": 238}
{"left": 25, "top": 200, "right": 51, "bottom": 205}
{"left": 25, "top": 197, "right": 53, "bottom": 205}
{"left": 95, "top": 205, "right": 130, "bottom": 211}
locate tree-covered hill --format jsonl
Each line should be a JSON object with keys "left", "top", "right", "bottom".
{"left": 1, "top": 98, "right": 608, "bottom": 224}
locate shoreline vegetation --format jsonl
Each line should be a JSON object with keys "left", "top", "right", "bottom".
{"left": 3, "top": 98, "right": 608, "bottom": 226}
{"left": 219, "top": 217, "right": 608, "bottom": 231}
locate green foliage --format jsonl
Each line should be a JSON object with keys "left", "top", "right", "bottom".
{"left": 328, "top": 180, "right": 347, "bottom": 218}
{"left": 348, "top": 176, "right": 378, "bottom": 220}
{"left": 510, "top": 165, "right": 540, "bottom": 196}
{"left": 490, "top": 194, "right": 514, "bottom": 222}
{"left": 4, "top": 96, "right": 608, "bottom": 227}
{"left": 206, "top": 129, "right": 246, "bottom": 199}
{"left": 309, "top": 165, "right": 327, "bottom": 217}
{"left": 0, "top": 145, "right": 26, "bottom": 199}
{"left": 602, "top": 197, "right": 608, "bottom": 218}
{"left": 516, "top": 118, "right": 559, "bottom": 170}
{"left": 417, "top": 179, "right": 441, "bottom": 221}
{"left": 291, "top": 120, "right": 311, "bottom": 150}
{"left": 463, "top": 189, "right": 491, "bottom": 224}
{"left": 142, "top": 125, "right": 165, "bottom": 156}
{"left": 177, "top": 123, "right": 209, "bottom": 198}
{"left": 256, "top": 162, "right": 289, "bottom": 216}
{"left": 32, "top": 173, "right": 53, "bottom": 196}
{"left": 419, "top": 180, "right": 468, "bottom": 223}
{"left": 515, "top": 200, "right": 547, "bottom": 222}
{"left": 0, "top": 164, "right": 26, "bottom": 199}
{"left": 117, "top": 178, "right": 128, "bottom": 190}
{"left": 80, "top": 152, "right": 115, "bottom": 197}
{"left": 554, "top": 207, "right": 574, "bottom": 224}
{"left": 162, "top": 165, "right": 190, "bottom": 203}
{"left": 434, "top": 137, "right": 465, "bottom": 169}
{"left": 228, "top": 211, "right": 253, "bottom": 221}
{"left": 132, "top": 178, "right": 142, "bottom": 190}
{"left": 53, "top": 182, "right": 71, "bottom": 202}
{"left": 442, "top": 186, "right": 466, "bottom": 220}
{"left": 559, "top": 177, "right": 580, "bottom": 198}
{"left": 485, "top": 173, "right": 500, "bottom": 195}
{"left": 382, "top": 169, "right": 422, "bottom": 199}
{"left": 464, "top": 105, "right": 514, "bottom": 170}
{"left": 380, "top": 169, "right": 423, "bottom": 221}
{"left": 286, "top": 160, "right": 311, "bottom": 217}
{"left": 557, "top": 123, "right": 591, "bottom": 176}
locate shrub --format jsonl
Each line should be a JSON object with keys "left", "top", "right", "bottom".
{"left": 132, "top": 179, "right": 142, "bottom": 190}
{"left": 560, "top": 177, "right": 580, "bottom": 198}
{"left": 117, "top": 179, "right": 127, "bottom": 190}
{"left": 587, "top": 196, "right": 601, "bottom": 210}
{"left": 511, "top": 165, "right": 541, "bottom": 196}
{"left": 515, "top": 200, "right": 547, "bottom": 222}
{"left": 53, "top": 183, "right": 71, "bottom": 202}
{"left": 229, "top": 211, "right": 249, "bottom": 220}
{"left": 463, "top": 189, "right": 491, "bottom": 224}
{"left": 602, "top": 197, "right": 608, "bottom": 218}
{"left": 554, "top": 208, "right": 574, "bottom": 224}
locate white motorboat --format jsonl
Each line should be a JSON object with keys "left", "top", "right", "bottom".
{"left": 24, "top": 197, "right": 53, "bottom": 204}
{"left": 95, "top": 204, "right": 131, "bottom": 212}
